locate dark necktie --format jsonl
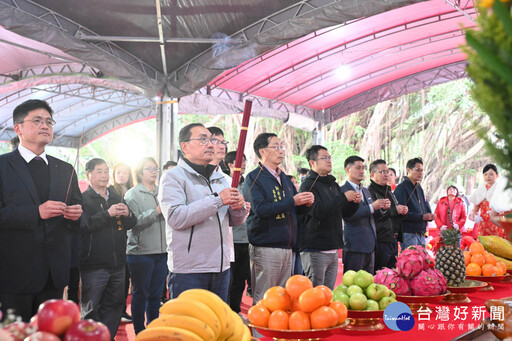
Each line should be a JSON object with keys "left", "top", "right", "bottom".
{"left": 28, "top": 156, "right": 50, "bottom": 202}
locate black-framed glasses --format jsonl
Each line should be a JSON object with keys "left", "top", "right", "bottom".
{"left": 18, "top": 117, "right": 56, "bottom": 127}
{"left": 143, "top": 167, "right": 159, "bottom": 172}
{"left": 376, "top": 170, "right": 390, "bottom": 174}
{"left": 184, "top": 137, "right": 227, "bottom": 145}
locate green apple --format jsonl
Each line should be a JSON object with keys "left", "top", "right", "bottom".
{"left": 332, "top": 292, "right": 350, "bottom": 307}
{"left": 365, "top": 283, "right": 387, "bottom": 301}
{"left": 388, "top": 289, "right": 396, "bottom": 299}
{"left": 364, "top": 299, "right": 380, "bottom": 311}
{"left": 378, "top": 296, "right": 396, "bottom": 310}
{"left": 342, "top": 270, "right": 357, "bottom": 286}
{"left": 346, "top": 284, "right": 363, "bottom": 297}
{"left": 353, "top": 270, "right": 374, "bottom": 289}
{"left": 349, "top": 293, "right": 367, "bottom": 310}
{"left": 333, "top": 284, "right": 348, "bottom": 295}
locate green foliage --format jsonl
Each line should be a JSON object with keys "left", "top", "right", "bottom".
{"left": 323, "top": 141, "right": 357, "bottom": 182}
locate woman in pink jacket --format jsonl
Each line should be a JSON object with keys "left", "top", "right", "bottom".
{"left": 435, "top": 185, "right": 468, "bottom": 235}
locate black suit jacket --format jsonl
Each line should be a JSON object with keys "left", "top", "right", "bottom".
{"left": 0, "top": 149, "right": 82, "bottom": 294}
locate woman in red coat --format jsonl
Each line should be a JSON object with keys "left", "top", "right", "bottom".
{"left": 435, "top": 185, "right": 468, "bottom": 235}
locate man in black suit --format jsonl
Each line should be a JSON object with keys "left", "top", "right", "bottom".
{"left": 0, "top": 99, "right": 83, "bottom": 321}
{"left": 340, "top": 156, "right": 388, "bottom": 274}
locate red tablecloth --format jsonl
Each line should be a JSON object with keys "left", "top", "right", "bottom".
{"left": 256, "top": 281, "right": 512, "bottom": 341}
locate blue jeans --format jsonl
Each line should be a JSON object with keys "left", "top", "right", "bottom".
{"left": 127, "top": 254, "right": 168, "bottom": 334}
{"left": 401, "top": 233, "right": 426, "bottom": 250}
{"left": 171, "top": 269, "right": 230, "bottom": 302}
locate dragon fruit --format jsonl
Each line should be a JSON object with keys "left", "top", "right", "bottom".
{"left": 396, "top": 245, "right": 431, "bottom": 279}
{"left": 374, "top": 267, "right": 412, "bottom": 295}
{"left": 410, "top": 269, "right": 447, "bottom": 296}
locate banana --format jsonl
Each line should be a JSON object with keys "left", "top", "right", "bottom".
{"left": 178, "top": 289, "right": 234, "bottom": 340}
{"left": 159, "top": 299, "right": 221, "bottom": 339}
{"left": 224, "top": 311, "right": 244, "bottom": 341}
{"left": 147, "top": 314, "right": 216, "bottom": 341}
{"left": 135, "top": 326, "right": 203, "bottom": 341}
{"left": 241, "top": 324, "right": 252, "bottom": 341}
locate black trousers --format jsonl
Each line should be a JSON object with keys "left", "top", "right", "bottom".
{"left": 229, "top": 243, "right": 251, "bottom": 313}
{"left": 375, "top": 239, "right": 399, "bottom": 271}
{"left": 342, "top": 249, "right": 375, "bottom": 275}
{"left": 0, "top": 273, "right": 62, "bottom": 322}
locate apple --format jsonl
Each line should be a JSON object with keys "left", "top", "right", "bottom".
{"left": 366, "top": 283, "right": 387, "bottom": 301}
{"left": 37, "top": 300, "right": 80, "bottom": 336}
{"left": 346, "top": 285, "right": 363, "bottom": 297}
{"left": 64, "top": 320, "right": 110, "bottom": 341}
{"left": 349, "top": 293, "right": 367, "bottom": 310}
{"left": 378, "top": 296, "right": 396, "bottom": 310}
{"left": 3, "top": 322, "right": 36, "bottom": 341}
{"left": 388, "top": 289, "right": 396, "bottom": 299}
{"left": 333, "top": 284, "right": 348, "bottom": 295}
{"left": 353, "top": 270, "right": 374, "bottom": 289}
{"left": 342, "top": 270, "right": 357, "bottom": 286}
{"left": 24, "top": 331, "right": 60, "bottom": 341}
{"left": 364, "top": 299, "right": 380, "bottom": 311}
{"left": 332, "top": 292, "right": 350, "bottom": 307}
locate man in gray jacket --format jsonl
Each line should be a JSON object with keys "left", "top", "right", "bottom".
{"left": 158, "top": 123, "right": 248, "bottom": 302}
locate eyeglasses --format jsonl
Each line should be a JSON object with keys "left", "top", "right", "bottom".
{"left": 376, "top": 170, "right": 390, "bottom": 174}
{"left": 184, "top": 137, "right": 227, "bottom": 145}
{"left": 316, "top": 156, "right": 332, "bottom": 162}
{"left": 143, "top": 167, "right": 159, "bottom": 172}
{"left": 413, "top": 168, "right": 424, "bottom": 173}
{"left": 18, "top": 117, "right": 56, "bottom": 127}
{"left": 267, "top": 145, "right": 286, "bottom": 152}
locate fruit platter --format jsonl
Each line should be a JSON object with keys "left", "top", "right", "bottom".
{"left": 249, "top": 322, "right": 349, "bottom": 341}
{"left": 442, "top": 279, "right": 487, "bottom": 304}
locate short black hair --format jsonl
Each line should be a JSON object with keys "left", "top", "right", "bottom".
{"left": 179, "top": 123, "right": 204, "bottom": 144}
{"left": 389, "top": 168, "right": 396, "bottom": 176}
{"left": 253, "top": 132, "right": 277, "bottom": 159}
{"left": 13, "top": 99, "right": 53, "bottom": 124}
{"left": 483, "top": 164, "right": 498, "bottom": 174}
{"left": 85, "top": 158, "right": 107, "bottom": 172}
{"left": 344, "top": 155, "right": 364, "bottom": 168}
{"left": 224, "top": 150, "right": 246, "bottom": 166}
{"left": 162, "top": 161, "right": 177, "bottom": 170}
{"left": 447, "top": 185, "right": 459, "bottom": 197}
{"left": 287, "top": 175, "right": 296, "bottom": 181}
{"left": 207, "top": 126, "right": 224, "bottom": 137}
{"left": 369, "top": 159, "right": 387, "bottom": 173}
{"left": 306, "top": 145, "right": 327, "bottom": 162}
{"left": 406, "top": 157, "right": 423, "bottom": 170}
{"left": 298, "top": 167, "right": 309, "bottom": 175}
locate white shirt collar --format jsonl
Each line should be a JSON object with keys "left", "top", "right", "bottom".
{"left": 347, "top": 179, "right": 363, "bottom": 192}
{"left": 18, "top": 144, "right": 48, "bottom": 165}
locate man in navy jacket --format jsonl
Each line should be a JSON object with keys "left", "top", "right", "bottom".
{"left": 340, "top": 156, "right": 389, "bottom": 274}
{"left": 243, "top": 133, "right": 314, "bottom": 303}
{"left": 394, "top": 157, "right": 435, "bottom": 249}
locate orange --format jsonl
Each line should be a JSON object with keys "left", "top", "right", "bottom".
{"left": 466, "top": 262, "right": 482, "bottom": 276}
{"left": 495, "top": 264, "right": 505, "bottom": 276}
{"left": 496, "top": 261, "right": 507, "bottom": 274}
{"left": 285, "top": 275, "right": 313, "bottom": 299}
{"left": 288, "top": 311, "right": 311, "bottom": 330}
{"left": 329, "top": 301, "right": 348, "bottom": 325}
{"left": 310, "top": 306, "right": 338, "bottom": 329}
{"left": 268, "top": 309, "right": 289, "bottom": 330}
{"left": 289, "top": 298, "right": 301, "bottom": 312}
{"left": 463, "top": 251, "right": 471, "bottom": 266}
{"left": 470, "top": 253, "right": 485, "bottom": 267}
{"left": 469, "top": 242, "right": 485, "bottom": 255}
{"left": 298, "top": 288, "right": 325, "bottom": 313}
{"left": 248, "top": 305, "right": 271, "bottom": 327}
{"left": 316, "top": 285, "right": 333, "bottom": 305}
{"left": 263, "top": 286, "right": 292, "bottom": 312}
{"left": 482, "top": 263, "right": 498, "bottom": 277}
{"left": 483, "top": 252, "right": 497, "bottom": 265}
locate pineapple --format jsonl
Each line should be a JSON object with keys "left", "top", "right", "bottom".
{"left": 434, "top": 228, "right": 466, "bottom": 286}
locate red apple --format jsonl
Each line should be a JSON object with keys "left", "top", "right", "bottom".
{"left": 23, "top": 331, "right": 60, "bottom": 341}
{"left": 37, "top": 300, "right": 80, "bottom": 336}
{"left": 64, "top": 320, "right": 110, "bottom": 341}
{"left": 3, "top": 322, "right": 36, "bottom": 341}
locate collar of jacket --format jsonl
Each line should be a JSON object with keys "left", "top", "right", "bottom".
{"left": 307, "top": 170, "right": 336, "bottom": 184}
{"left": 135, "top": 183, "right": 158, "bottom": 195}
{"left": 182, "top": 157, "right": 217, "bottom": 180}
{"left": 369, "top": 179, "right": 390, "bottom": 195}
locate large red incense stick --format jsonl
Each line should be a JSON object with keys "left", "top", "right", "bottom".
{"left": 231, "top": 99, "right": 253, "bottom": 188}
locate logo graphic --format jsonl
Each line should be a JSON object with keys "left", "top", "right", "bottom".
{"left": 383, "top": 302, "right": 415, "bottom": 331}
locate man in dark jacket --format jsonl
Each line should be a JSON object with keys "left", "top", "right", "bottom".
{"left": 299, "top": 145, "right": 359, "bottom": 289}
{"left": 243, "top": 133, "right": 314, "bottom": 303}
{"left": 394, "top": 157, "right": 435, "bottom": 249}
{"left": 367, "top": 159, "right": 408, "bottom": 270}
{"left": 80, "top": 158, "right": 136, "bottom": 340}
